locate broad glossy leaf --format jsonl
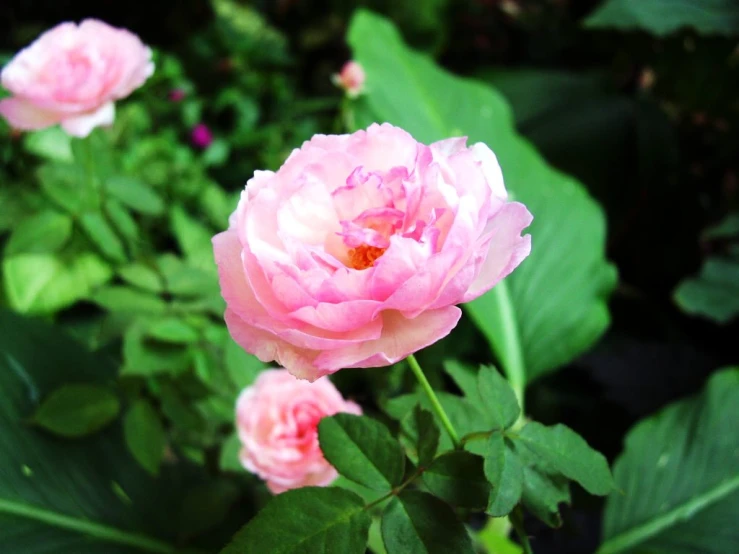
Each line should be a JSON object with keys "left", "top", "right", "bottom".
{"left": 599, "top": 368, "right": 739, "bottom": 554}
{"left": 348, "top": 11, "right": 616, "bottom": 384}
{"left": 381, "top": 491, "right": 475, "bottom": 554}
{"left": 484, "top": 433, "right": 522, "bottom": 517}
{"left": 3, "top": 251, "right": 113, "bottom": 315}
{"left": 0, "top": 310, "right": 188, "bottom": 552}
{"left": 123, "top": 400, "right": 166, "bottom": 476}
{"left": 32, "top": 384, "right": 120, "bottom": 438}
{"left": 517, "top": 422, "right": 614, "bottom": 496}
{"left": 318, "top": 414, "right": 405, "bottom": 491}
{"left": 422, "top": 451, "right": 489, "bottom": 509}
{"left": 673, "top": 257, "right": 739, "bottom": 324}
{"left": 585, "top": 0, "right": 739, "bottom": 37}
{"left": 221, "top": 487, "right": 371, "bottom": 554}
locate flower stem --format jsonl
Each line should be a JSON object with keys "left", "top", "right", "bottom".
{"left": 407, "top": 354, "right": 460, "bottom": 449}
{"left": 510, "top": 506, "right": 534, "bottom": 554}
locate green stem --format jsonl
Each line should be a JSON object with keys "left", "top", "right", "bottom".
{"left": 510, "top": 506, "right": 534, "bottom": 554}
{"left": 490, "top": 282, "right": 526, "bottom": 418}
{"left": 407, "top": 354, "right": 460, "bottom": 449}
{"left": 0, "top": 498, "right": 204, "bottom": 554}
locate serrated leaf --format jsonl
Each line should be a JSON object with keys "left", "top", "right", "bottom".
{"left": 5, "top": 211, "right": 73, "bottom": 256}
{"left": 484, "top": 433, "right": 523, "bottom": 517}
{"left": 381, "top": 491, "right": 475, "bottom": 554}
{"left": 478, "top": 365, "right": 520, "bottom": 429}
{"left": 520, "top": 463, "right": 571, "bottom": 528}
{"left": 348, "top": 10, "right": 616, "bottom": 386}
{"left": 584, "top": 0, "right": 739, "bottom": 37}
{"left": 422, "top": 451, "right": 489, "bottom": 509}
{"left": 517, "top": 422, "right": 614, "bottom": 496}
{"left": 318, "top": 414, "right": 404, "bottom": 491}
{"left": 599, "top": 368, "right": 739, "bottom": 554}
{"left": 123, "top": 399, "right": 166, "bottom": 476}
{"left": 79, "top": 212, "right": 127, "bottom": 263}
{"left": 414, "top": 406, "right": 439, "bottom": 467}
{"left": 105, "top": 176, "right": 165, "bottom": 216}
{"left": 442, "top": 360, "right": 478, "bottom": 399}
{"left": 221, "top": 487, "right": 371, "bottom": 554}
{"left": 31, "top": 384, "right": 120, "bottom": 438}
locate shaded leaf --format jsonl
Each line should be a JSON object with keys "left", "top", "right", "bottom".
{"left": 484, "top": 433, "right": 522, "bottom": 517}
{"left": 422, "top": 451, "right": 489, "bottom": 509}
{"left": 478, "top": 365, "right": 520, "bottom": 430}
{"left": 31, "top": 384, "right": 120, "bottom": 438}
{"left": 673, "top": 257, "right": 739, "bottom": 324}
{"left": 123, "top": 399, "right": 166, "bottom": 476}
{"left": 105, "top": 176, "right": 165, "bottom": 216}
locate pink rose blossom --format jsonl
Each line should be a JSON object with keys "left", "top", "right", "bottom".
{"left": 0, "top": 19, "right": 153, "bottom": 137}
{"left": 191, "top": 123, "right": 213, "bottom": 149}
{"left": 332, "top": 61, "right": 365, "bottom": 98}
{"left": 213, "top": 123, "right": 532, "bottom": 381}
{"left": 236, "top": 369, "right": 361, "bottom": 494}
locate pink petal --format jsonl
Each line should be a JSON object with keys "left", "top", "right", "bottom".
{"left": 0, "top": 97, "right": 61, "bottom": 130}
{"left": 60, "top": 101, "right": 115, "bottom": 137}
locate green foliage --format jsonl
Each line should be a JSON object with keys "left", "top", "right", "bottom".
{"left": 123, "top": 399, "right": 167, "bottom": 476}
{"left": 348, "top": 10, "right": 617, "bottom": 386}
{"left": 318, "top": 414, "right": 405, "bottom": 491}
{"left": 421, "top": 451, "right": 489, "bottom": 509}
{"left": 673, "top": 257, "right": 739, "bottom": 323}
{"left": 411, "top": 406, "right": 440, "bottom": 467}
{"left": 31, "top": 384, "right": 120, "bottom": 438}
{"left": 221, "top": 487, "right": 371, "bottom": 554}
{"left": 585, "top": 0, "right": 739, "bottom": 36}
{"left": 484, "top": 433, "right": 522, "bottom": 517}
{"left": 599, "top": 368, "right": 739, "bottom": 554}
{"left": 4, "top": 210, "right": 73, "bottom": 255}
{"left": 380, "top": 491, "right": 475, "bottom": 554}
{"left": 477, "top": 366, "right": 520, "bottom": 429}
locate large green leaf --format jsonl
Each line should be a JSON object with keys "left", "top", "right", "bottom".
{"left": 0, "top": 310, "right": 196, "bottom": 553}
{"left": 599, "top": 368, "right": 739, "bottom": 554}
{"left": 348, "top": 11, "right": 616, "bottom": 386}
{"left": 220, "top": 487, "right": 371, "bottom": 554}
{"left": 585, "top": 0, "right": 739, "bottom": 37}
{"left": 673, "top": 257, "right": 739, "bottom": 324}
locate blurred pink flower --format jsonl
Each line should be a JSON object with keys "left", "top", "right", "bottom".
{"left": 236, "top": 369, "right": 361, "bottom": 494}
{"left": 0, "top": 19, "right": 153, "bottom": 137}
{"left": 213, "top": 123, "right": 532, "bottom": 381}
{"left": 169, "top": 88, "right": 186, "bottom": 102}
{"left": 191, "top": 123, "right": 213, "bottom": 148}
{"left": 331, "top": 61, "right": 365, "bottom": 98}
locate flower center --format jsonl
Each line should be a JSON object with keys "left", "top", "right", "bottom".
{"left": 347, "top": 244, "right": 386, "bottom": 270}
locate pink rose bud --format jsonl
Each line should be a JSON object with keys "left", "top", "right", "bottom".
{"left": 191, "top": 123, "right": 213, "bottom": 149}
{"left": 236, "top": 369, "right": 361, "bottom": 494}
{"left": 0, "top": 19, "right": 154, "bottom": 138}
{"left": 331, "top": 61, "right": 365, "bottom": 98}
{"left": 213, "top": 123, "right": 533, "bottom": 381}
{"left": 169, "top": 88, "right": 186, "bottom": 102}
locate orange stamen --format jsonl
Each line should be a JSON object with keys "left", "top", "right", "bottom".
{"left": 347, "top": 245, "right": 386, "bottom": 270}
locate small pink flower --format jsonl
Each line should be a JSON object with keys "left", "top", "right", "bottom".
{"left": 169, "top": 88, "right": 186, "bottom": 102}
{"left": 191, "top": 123, "right": 213, "bottom": 149}
{"left": 213, "top": 123, "right": 533, "bottom": 381}
{"left": 236, "top": 369, "right": 361, "bottom": 494}
{"left": 0, "top": 19, "right": 153, "bottom": 137}
{"left": 332, "top": 61, "right": 365, "bottom": 98}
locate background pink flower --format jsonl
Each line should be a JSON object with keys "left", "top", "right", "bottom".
{"left": 214, "top": 123, "right": 532, "bottom": 381}
{"left": 236, "top": 369, "right": 361, "bottom": 494}
{"left": 0, "top": 19, "right": 154, "bottom": 137}
{"left": 332, "top": 60, "right": 365, "bottom": 97}
{"left": 191, "top": 123, "right": 213, "bottom": 149}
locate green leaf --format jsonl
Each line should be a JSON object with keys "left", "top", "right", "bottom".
{"left": 380, "top": 491, "right": 475, "bottom": 554}
{"left": 517, "top": 422, "right": 614, "bottom": 496}
{"left": 484, "top": 433, "right": 523, "bottom": 517}
{"left": 478, "top": 365, "right": 520, "bottom": 429}
{"left": 79, "top": 212, "right": 128, "bottom": 263}
{"left": 348, "top": 11, "right": 616, "bottom": 385}
{"left": 318, "top": 414, "right": 405, "bottom": 491}
{"left": 121, "top": 322, "right": 192, "bottom": 377}
{"left": 158, "top": 254, "right": 219, "bottom": 297}
{"left": 91, "top": 286, "right": 168, "bottom": 314}
{"left": 179, "top": 479, "right": 240, "bottom": 540}
{"left": 520, "top": 462, "right": 571, "bottom": 528}
{"left": 118, "top": 263, "right": 163, "bottom": 293}
{"left": 3, "top": 251, "right": 113, "bottom": 315}
{"left": 4, "top": 210, "right": 73, "bottom": 255}
{"left": 422, "top": 451, "right": 489, "bottom": 509}
{"left": 219, "top": 433, "right": 244, "bottom": 472}
{"left": 104, "top": 199, "right": 140, "bottom": 252}
{"left": 584, "top": 0, "right": 739, "bottom": 37}
{"left": 599, "top": 368, "right": 739, "bottom": 554}
{"left": 221, "top": 486, "right": 371, "bottom": 554}
{"left": 224, "top": 338, "right": 266, "bottom": 389}
{"left": 104, "top": 176, "right": 165, "bottom": 216}
{"left": 170, "top": 205, "right": 216, "bottom": 272}
{"left": 37, "top": 164, "right": 87, "bottom": 215}
{"left": 477, "top": 517, "right": 522, "bottom": 554}
{"left": 23, "top": 127, "right": 73, "bottom": 162}
{"left": 123, "top": 399, "right": 166, "bottom": 476}
{"left": 145, "top": 318, "right": 199, "bottom": 344}
{"left": 673, "top": 257, "right": 739, "bottom": 324}
{"left": 31, "top": 384, "right": 120, "bottom": 438}
{"left": 0, "top": 309, "right": 192, "bottom": 552}
{"left": 442, "top": 359, "right": 478, "bottom": 399}
{"left": 413, "top": 406, "right": 440, "bottom": 467}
